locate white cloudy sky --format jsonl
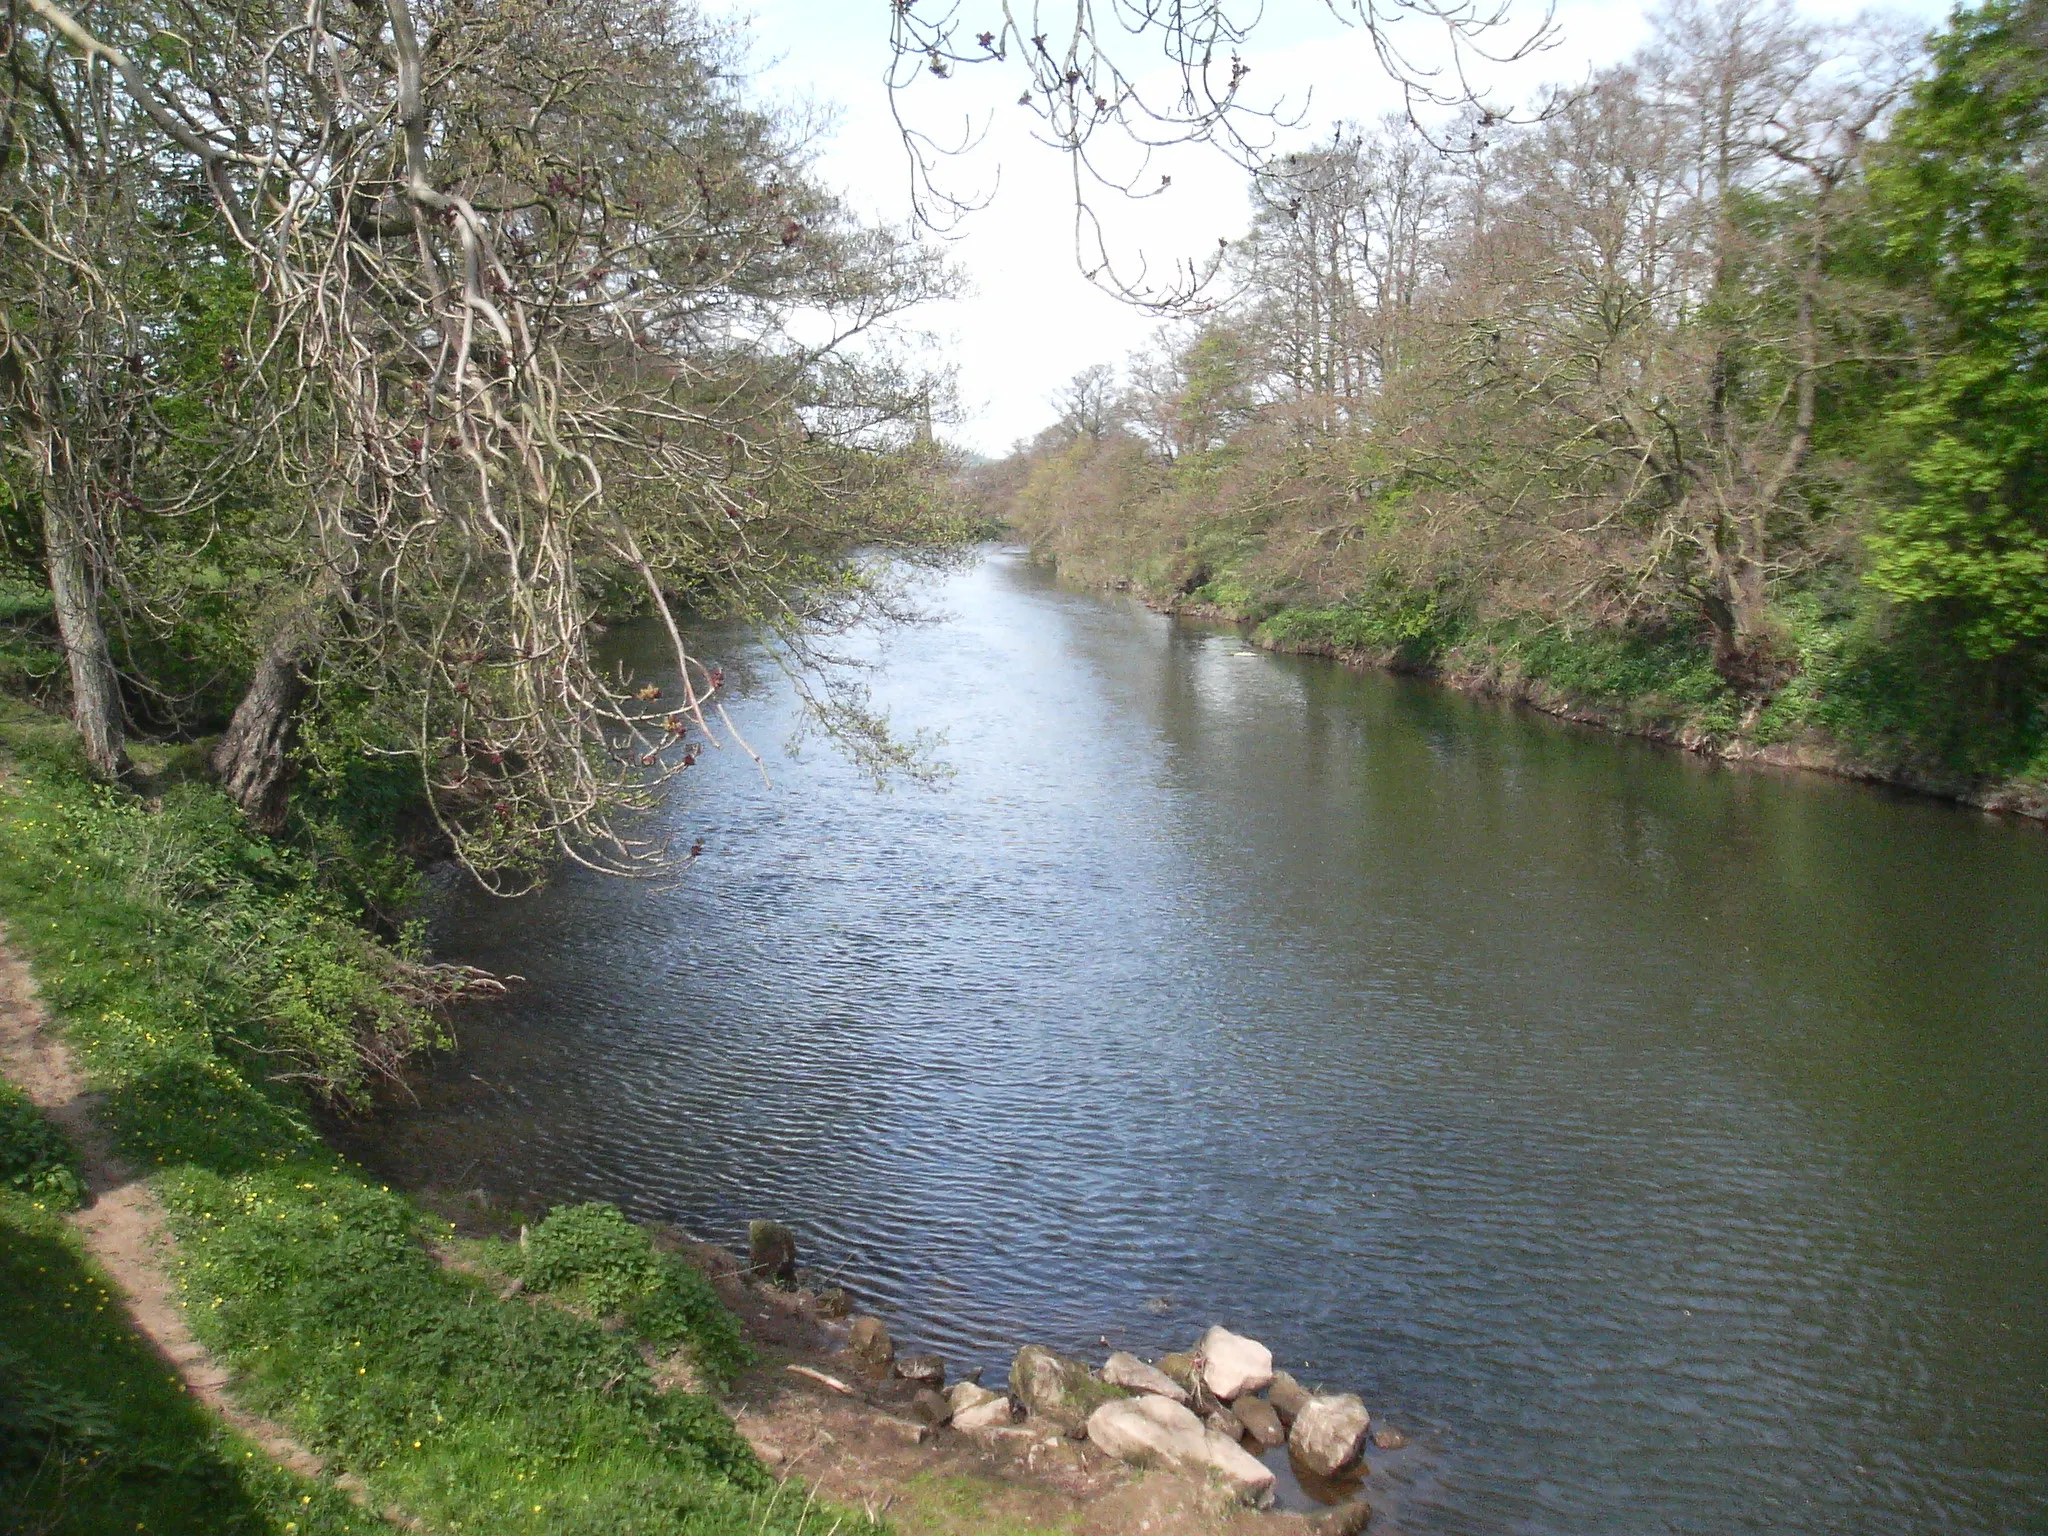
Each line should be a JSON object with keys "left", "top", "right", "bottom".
{"left": 716, "top": 0, "right": 1948, "bottom": 457}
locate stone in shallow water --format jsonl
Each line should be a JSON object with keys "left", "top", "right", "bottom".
{"left": 1197, "top": 1325, "right": 1274, "bottom": 1402}
{"left": 1233, "top": 1393, "right": 1286, "bottom": 1448}
{"left": 1101, "top": 1350, "right": 1189, "bottom": 1404}
{"left": 1309, "top": 1497, "right": 1374, "bottom": 1536}
{"left": 747, "top": 1219, "right": 798, "bottom": 1285}
{"left": 1267, "top": 1369, "right": 1310, "bottom": 1424}
{"left": 895, "top": 1352, "right": 945, "bottom": 1389}
{"left": 1290, "top": 1392, "right": 1371, "bottom": 1478}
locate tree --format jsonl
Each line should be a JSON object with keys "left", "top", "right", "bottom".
{"left": 1866, "top": 0, "right": 2048, "bottom": 658}
{"left": 8, "top": 0, "right": 959, "bottom": 884}
{"left": 1050, "top": 363, "right": 1121, "bottom": 444}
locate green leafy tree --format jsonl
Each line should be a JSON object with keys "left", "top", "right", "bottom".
{"left": 1867, "top": 0, "right": 2048, "bottom": 657}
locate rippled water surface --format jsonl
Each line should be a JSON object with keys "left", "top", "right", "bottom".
{"left": 374, "top": 549, "right": 2048, "bottom": 1534}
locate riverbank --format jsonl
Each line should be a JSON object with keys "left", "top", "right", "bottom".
{"left": 1138, "top": 585, "right": 2048, "bottom": 824}
{"left": 0, "top": 704, "right": 873, "bottom": 1535}
{"left": 0, "top": 701, "right": 1390, "bottom": 1535}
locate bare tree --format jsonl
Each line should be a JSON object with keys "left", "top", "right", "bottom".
{"left": 1050, "top": 362, "right": 1121, "bottom": 443}
{"left": 883, "top": 0, "right": 1560, "bottom": 304}
{"left": 11, "top": 0, "right": 956, "bottom": 884}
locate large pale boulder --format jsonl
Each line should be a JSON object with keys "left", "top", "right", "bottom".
{"left": 1101, "top": 1351, "right": 1189, "bottom": 1404}
{"left": 1290, "top": 1393, "right": 1371, "bottom": 1478}
{"left": 1197, "top": 1326, "right": 1274, "bottom": 1402}
{"left": 1201, "top": 1425, "right": 1278, "bottom": 1502}
{"left": 1205, "top": 1405, "right": 1246, "bottom": 1442}
{"left": 1085, "top": 1396, "right": 1276, "bottom": 1502}
{"left": 948, "top": 1381, "right": 1014, "bottom": 1431}
{"left": 1010, "top": 1345, "right": 1092, "bottom": 1418}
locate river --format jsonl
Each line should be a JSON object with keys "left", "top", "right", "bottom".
{"left": 373, "top": 547, "right": 2048, "bottom": 1534}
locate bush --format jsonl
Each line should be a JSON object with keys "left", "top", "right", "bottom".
{"left": 521, "top": 1203, "right": 753, "bottom": 1385}
{"left": 0, "top": 1081, "right": 82, "bottom": 1208}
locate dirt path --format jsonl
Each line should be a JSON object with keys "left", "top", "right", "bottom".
{"left": 0, "top": 920, "right": 407, "bottom": 1519}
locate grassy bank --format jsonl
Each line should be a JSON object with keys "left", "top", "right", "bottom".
{"left": 1167, "top": 574, "right": 2048, "bottom": 817}
{"left": 0, "top": 703, "right": 874, "bottom": 1536}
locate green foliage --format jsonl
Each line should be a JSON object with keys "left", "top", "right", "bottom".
{"left": 0, "top": 717, "right": 441, "bottom": 1112}
{"left": 1866, "top": 0, "right": 2048, "bottom": 656}
{"left": 1481, "top": 623, "right": 1742, "bottom": 737}
{"left": 0, "top": 1081, "right": 83, "bottom": 1208}
{"left": 0, "top": 1190, "right": 375, "bottom": 1535}
{"left": 1753, "top": 597, "right": 2048, "bottom": 777}
{"left": 0, "top": 730, "right": 870, "bottom": 1536}
{"left": 517, "top": 1203, "right": 752, "bottom": 1385}
{"left": 1260, "top": 584, "right": 1465, "bottom": 667}
{"left": 157, "top": 1170, "right": 827, "bottom": 1535}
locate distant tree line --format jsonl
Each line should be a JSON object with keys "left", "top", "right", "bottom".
{"left": 993, "top": 0, "right": 2048, "bottom": 774}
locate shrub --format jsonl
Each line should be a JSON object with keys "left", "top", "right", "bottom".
{"left": 0, "top": 1081, "right": 82, "bottom": 1208}
{"left": 521, "top": 1203, "right": 753, "bottom": 1385}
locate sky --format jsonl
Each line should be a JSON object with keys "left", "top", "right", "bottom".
{"left": 715, "top": 0, "right": 1951, "bottom": 457}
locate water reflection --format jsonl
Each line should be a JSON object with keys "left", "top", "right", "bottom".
{"left": 362, "top": 549, "right": 2047, "bottom": 1535}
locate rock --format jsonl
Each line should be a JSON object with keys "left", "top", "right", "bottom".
{"left": 947, "top": 1380, "right": 1002, "bottom": 1413}
{"left": 747, "top": 1219, "right": 798, "bottom": 1285}
{"left": 872, "top": 1413, "right": 930, "bottom": 1445}
{"left": 1233, "top": 1393, "right": 1286, "bottom": 1448}
{"left": 1267, "top": 1369, "right": 1311, "bottom": 1425}
{"left": 1204, "top": 1405, "right": 1246, "bottom": 1442}
{"left": 845, "top": 1315, "right": 894, "bottom": 1377}
{"left": 1101, "top": 1351, "right": 1189, "bottom": 1404}
{"left": 1197, "top": 1326, "right": 1274, "bottom": 1402}
{"left": 949, "top": 1383, "right": 1015, "bottom": 1432}
{"left": 1009, "top": 1344, "right": 1092, "bottom": 1418}
{"left": 1370, "top": 1427, "right": 1408, "bottom": 1451}
{"left": 910, "top": 1387, "right": 952, "bottom": 1427}
{"left": 1085, "top": 1396, "right": 1276, "bottom": 1503}
{"left": 1290, "top": 1393, "right": 1371, "bottom": 1478}
{"left": 895, "top": 1353, "right": 945, "bottom": 1389}
{"left": 814, "top": 1286, "right": 851, "bottom": 1319}
{"left": 1202, "top": 1425, "right": 1278, "bottom": 1503}
{"left": 1309, "top": 1497, "right": 1374, "bottom": 1535}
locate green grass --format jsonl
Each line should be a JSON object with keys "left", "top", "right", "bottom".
{"left": 0, "top": 1188, "right": 377, "bottom": 1536}
{"left": 0, "top": 1079, "right": 82, "bottom": 1208}
{"left": 0, "top": 704, "right": 880, "bottom": 1536}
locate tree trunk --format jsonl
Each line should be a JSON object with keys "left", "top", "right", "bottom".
{"left": 40, "top": 491, "right": 128, "bottom": 780}
{"left": 210, "top": 629, "right": 312, "bottom": 834}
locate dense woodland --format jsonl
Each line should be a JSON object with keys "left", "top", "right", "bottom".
{"left": 992, "top": 0, "right": 2048, "bottom": 800}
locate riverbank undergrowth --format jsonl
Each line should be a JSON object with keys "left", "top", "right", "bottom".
{"left": 0, "top": 703, "right": 875, "bottom": 1536}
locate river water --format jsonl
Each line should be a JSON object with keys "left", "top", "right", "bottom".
{"left": 380, "top": 548, "right": 2048, "bottom": 1534}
